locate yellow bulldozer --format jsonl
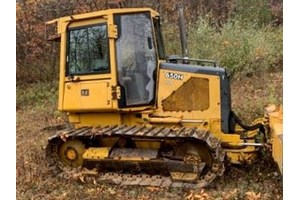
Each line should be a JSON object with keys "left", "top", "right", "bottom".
{"left": 45, "top": 7, "right": 282, "bottom": 188}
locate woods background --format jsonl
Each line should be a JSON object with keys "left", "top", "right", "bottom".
{"left": 16, "top": 0, "right": 282, "bottom": 85}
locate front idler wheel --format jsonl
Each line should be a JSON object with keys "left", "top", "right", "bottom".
{"left": 58, "top": 139, "right": 86, "bottom": 168}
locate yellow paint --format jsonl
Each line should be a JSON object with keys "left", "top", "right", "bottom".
{"left": 267, "top": 105, "right": 283, "bottom": 174}
{"left": 112, "top": 157, "right": 151, "bottom": 161}
{"left": 66, "top": 148, "right": 77, "bottom": 160}
{"left": 148, "top": 117, "right": 182, "bottom": 124}
{"left": 58, "top": 31, "right": 66, "bottom": 110}
{"left": 225, "top": 150, "right": 258, "bottom": 164}
{"left": 214, "top": 133, "right": 241, "bottom": 144}
{"left": 63, "top": 81, "right": 112, "bottom": 111}
{"left": 83, "top": 147, "right": 111, "bottom": 160}
{"left": 70, "top": 113, "right": 121, "bottom": 127}
{"left": 68, "top": 18, "right": 107, "bottom": 28}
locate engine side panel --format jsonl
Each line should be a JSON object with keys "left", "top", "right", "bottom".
{"left": 158, "top": 63, "right": 232, "bottom": 133}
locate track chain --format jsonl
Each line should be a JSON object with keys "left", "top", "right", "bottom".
{"left": 45, "top": 125, "right": 225, "bottom": 188}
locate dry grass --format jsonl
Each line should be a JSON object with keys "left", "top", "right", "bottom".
{"left": 231, "top": 72, "right": 283, "bottom": 123}
{"left": 16, "top": 72, "right": 283, "bottom": 200}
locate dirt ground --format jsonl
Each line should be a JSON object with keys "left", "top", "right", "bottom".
{"left": 16, "top": 72, "right": 283, "bottom": 200}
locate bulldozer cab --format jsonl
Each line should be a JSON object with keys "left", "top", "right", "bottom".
{"left": 47, "top": 8, "right": 164, "bottom": 111}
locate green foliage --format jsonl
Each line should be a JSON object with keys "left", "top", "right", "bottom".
{"left": 162, "top": 0, "right": 282, "bottom": 76}
{"left": 162, "top": 24, "right": 181, "bottom": 56}
{"left": 233, "top": 0, "right": 273, "bottom": 28}
{"left": 187, "top": 19, "right": 282, "bottom": 76}
{"left": 16, "top": 81, "right": 58, "bottom": 109}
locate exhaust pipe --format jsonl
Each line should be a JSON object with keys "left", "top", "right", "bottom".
{"left": 177, "top": 4, "right": 188, "bottom": 60}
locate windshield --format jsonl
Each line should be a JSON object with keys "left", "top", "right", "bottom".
{"left": 116, "top": 13, "right": 157, "bottom": 106}
{"left": 67, "top": 23, "right": 109, "bottom": 75}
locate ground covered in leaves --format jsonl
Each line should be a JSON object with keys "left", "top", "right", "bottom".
{"left": 16, "top": 72, "right": 282, "bottom": 200}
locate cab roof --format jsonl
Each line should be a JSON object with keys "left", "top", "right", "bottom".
{"left": 47, "top": 8, "right": 159, "bottom": 24}
{"left": 45, "top": 8, "right": 159, "bottom": 41}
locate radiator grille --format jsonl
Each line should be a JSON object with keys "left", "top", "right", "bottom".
{"left": 45, "top": 21, "right": 60, "bottom": 41}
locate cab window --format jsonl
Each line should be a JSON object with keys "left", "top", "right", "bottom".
{"left": 67, "top": 24, "right": 109, "bottom": 75}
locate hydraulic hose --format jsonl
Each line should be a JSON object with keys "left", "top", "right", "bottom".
{"left": 230, "top": 111, "right": 266, "bottom": 141}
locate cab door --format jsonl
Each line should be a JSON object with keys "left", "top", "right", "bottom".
{"left": 115, "top": 12, "right": 157, "bottom": 107}
{"left": 62, "top": 20, "right": 112, "bottom": 111}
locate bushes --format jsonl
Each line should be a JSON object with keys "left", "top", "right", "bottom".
{"left": 16, "top": 81, "right": 58, "bottom": 109}
{"left": 162, "top": 0, "right": 283, "bottom": 77}
{"left": 232, "top": 0, "right": 274, "bottom": 28}
{"left": 187, "top": 20, "right": 282, "bottom": 76}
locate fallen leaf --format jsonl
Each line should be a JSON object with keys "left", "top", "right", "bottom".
{"left": 186, "top": 189, "right": 210, "bottom": 200}
{"left": 78, "top": 176, "right": 85, "bottom": 183}
{"left": 185, "top": 190, "right": 194, "bottom": 200}
{"left": 222, "top": 188, "right": 238, "bottom": 199}
{"left": 146, "top": 186, "right": 160, "bottom": 192}
{"left": 87, "top": 188, "right": 95, "bottom": 194}
{"left": 107, "top": 187, "right": 116, "bottom": 195}
{"left": 138, "top": 195, "right": 150, "bottom": 200}
{"left": 93, "top": 178, "right": 97, "bottom": 185}
{"left": 246, "top": 191, "right": 261, "bottom": 200}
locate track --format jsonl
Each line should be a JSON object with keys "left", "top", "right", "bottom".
{"left": 45, "top": 125, "right": 225, "bottom": 188}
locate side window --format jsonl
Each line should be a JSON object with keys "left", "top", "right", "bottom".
{"left": 67, "top": 24, "right": 109, "bottom": 75}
